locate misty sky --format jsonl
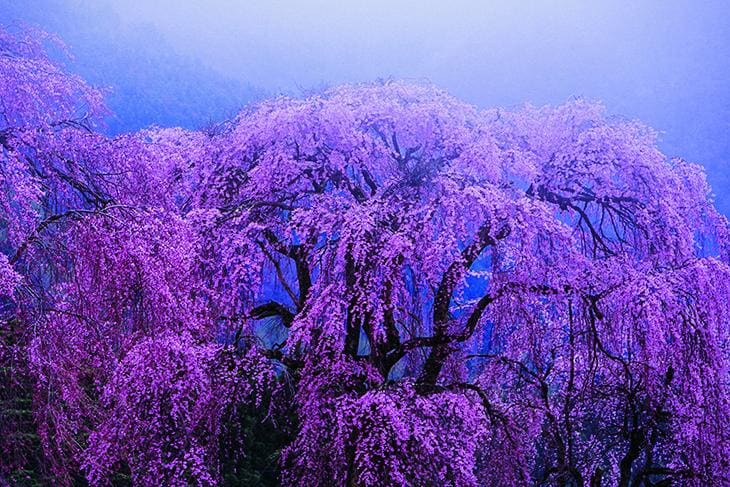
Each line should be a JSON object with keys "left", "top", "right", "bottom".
{"left": 4, "top": 0, "right": 730, "bottom": 211}
{"left": 105, "top": 1, "right": 730, "bottom": 107}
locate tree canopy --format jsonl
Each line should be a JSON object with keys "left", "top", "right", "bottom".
{"left": 2, "top": 26, "right": 730, "bottom": 486}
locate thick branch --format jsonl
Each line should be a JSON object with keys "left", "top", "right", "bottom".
{"left": 250, "top": 301, "right": 295, "bottom": 327}
{"left": 416, "top": 221, "right": 510, "bottom": 388}
{"left": 262, "top": 229, "right": 312, "bottom": 310}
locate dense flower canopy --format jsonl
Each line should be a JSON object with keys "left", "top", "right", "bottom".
{"left": 2, "top": 25, "right": 730, "bottom": 486}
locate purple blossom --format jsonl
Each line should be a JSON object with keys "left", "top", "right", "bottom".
{"left": 2, "top": 25, "right": 730, "bottom": 486}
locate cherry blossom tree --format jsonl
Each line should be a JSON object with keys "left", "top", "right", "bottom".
{"left": 2, "top": 24, "right": 730, "bottom": 486}
{"left": 197, "top": 82, "right": 730, "bottom": 485}
{"left": 1, "top": 24, "right": 106, "bottom": 483}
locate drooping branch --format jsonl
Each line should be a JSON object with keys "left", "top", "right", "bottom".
{"left": 344, "top": 244, "right": 364, "bottom": 357}
{"left": 9, "top": 204, "right": 127, "bottom": 265}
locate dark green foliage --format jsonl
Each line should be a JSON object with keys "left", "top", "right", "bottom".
{"left": 0, "top": 320, "right": 47, "bottom": 486}
{"left": 220, "top": 379, "right": 297, "bottom": 486}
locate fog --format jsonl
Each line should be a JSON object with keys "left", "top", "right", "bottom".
{"left": 3, "top": 0, "right": 729, "bottom": 211}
